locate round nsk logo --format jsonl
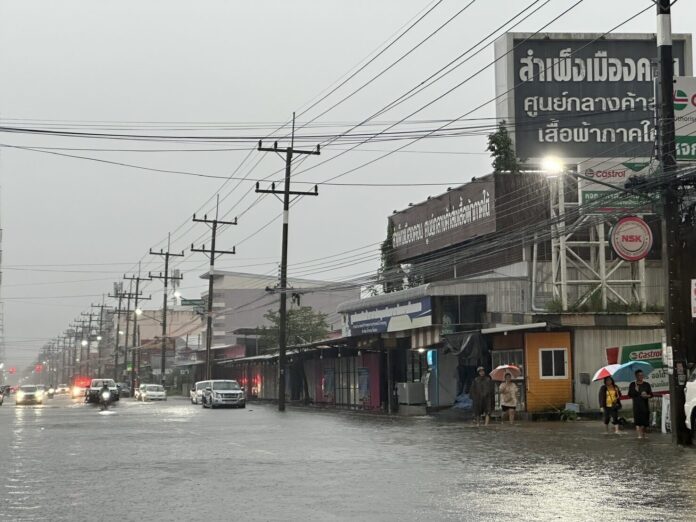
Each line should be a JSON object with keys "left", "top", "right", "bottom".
{"left": 610, "top": 216, "right": 653, "bottom": 262}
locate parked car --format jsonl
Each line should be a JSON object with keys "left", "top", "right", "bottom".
{"left": 86, "top": 379, "right": 120, "bottom": 404}
{"left": 190, "top": 380, "right": 210, "bottom": 405}
{"left": 16, "top": 385, "right": 44, "bottom": 405}
{"left": 116, "top": 383, "right": 131, "bottom": 398}
{"left": 201, "top": 380, "right": 245, "bottom": 409}
{"left": 141, "top": 384, "right": 167, "bottom": 401}
{"left": 684, "top": 369, "right": 696, "bottom": 440}
{"left": 56, "top": 384, "right": 70, "bottom": 395}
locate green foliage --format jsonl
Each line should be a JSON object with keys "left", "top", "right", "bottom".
{"left": 487, "top": 120, "right": 521, "bottom": 173}
{"left": 258, "top": 306, "right": 330, "bottom": 350}
{"left": 376, "top": 222, "right": 406, "bottom": 294}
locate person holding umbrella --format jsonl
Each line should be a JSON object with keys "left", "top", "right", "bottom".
{"left": 628, "top": 369, "right": 653, "bottom": 439}
{"left": 598, "top": 376, "right": 622, "bottom": 435}
{"left": 498, "top": 372, "right": 518, "bottom": 425}
{"left": 470, "top": 366, "right": 494, "bottom": 427}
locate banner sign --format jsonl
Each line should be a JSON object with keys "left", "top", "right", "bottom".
{"left": 577, "top": 158, "right": 654, "bottom": 214}
{"left": 606, "top": 342, "right": 668, "bottom": 396}
{"left": 388, "top": 179, "right": 496, "bottom": 263}
{"left": 343, "top": 297, "right": 432, "bottom": 337}
{"left": 495, "top": 33, "right": 690, "bottom": 162}
{"left": 673, "top": 76, "right": 696, "bottom": 160}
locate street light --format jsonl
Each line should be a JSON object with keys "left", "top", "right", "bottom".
{"left": 96, "top": 336, "right": 102, "bottom": 341}
{"left": 541, "top": 156, "right": 564, "bottom": 176}
{"left": 135, "top": 308, "right": 143, "bottom": 316}
{"left": 81, "top": 340, "right": 88, "bottom": 347}
{"left": 118, "top": 331, "right": 125, "bottom": 336}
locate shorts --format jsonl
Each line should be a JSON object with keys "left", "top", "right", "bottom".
{"left": 502, "top": 405, "right": 516, "bottom": 412}
{"left": 603, "top": 405, "right": 620, "bottom": 425}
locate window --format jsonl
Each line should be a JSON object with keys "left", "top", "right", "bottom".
{"left": 539, "top": 348, "right": 567, "bottom": 379}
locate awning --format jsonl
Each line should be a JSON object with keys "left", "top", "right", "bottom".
{"left": 480, "top": 322, "right": 547, "bottom": 335}
{"left": 411, "top": 326, "right": 441, "bottom": 350}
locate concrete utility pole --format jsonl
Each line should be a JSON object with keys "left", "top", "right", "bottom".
{"left": 657, "top": 0, "right": 690, "bottom": 445}
{"left": 108, "top": 282, "right": 125, "bottom": 381}
{"left": 92, "top": 298, "right": 109, "bottom": 377}
{"left": 124, "top": 267, "right": 151, "bottom": 392}
{"left": 256, "top": 113, "right": 320, "bottom": 412}
{"left": 191, "top": 196, "right": 237, "bottom": 381}
{"left": 149, "top": 233, "right": 184, "bottom": 386}
{"left": 79, "top": 312, "right": 95, "bottom": 376}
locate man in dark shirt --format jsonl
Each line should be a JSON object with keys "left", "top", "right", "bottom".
{"left": 628, "top": 370, "right": 653, "bottom": 439}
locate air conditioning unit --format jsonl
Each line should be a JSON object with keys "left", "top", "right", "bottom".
{"left": 397, "top": 382, "right": 425, "bottom": 405}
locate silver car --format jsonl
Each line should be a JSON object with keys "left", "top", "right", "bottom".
{"left": 202, "top": 380, "right": 245, "bottom": 409}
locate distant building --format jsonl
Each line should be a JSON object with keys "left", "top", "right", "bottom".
{"left": 199, "top": 270, "right": 359, "bottom": 349}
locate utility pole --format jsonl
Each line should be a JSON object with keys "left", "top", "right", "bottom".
{"left": 92, "top": 298, "right": 109, "bottom": 377}
{"left": 124, "top": 267, "right": 151, "bottom": 393}
{"left": 191, "top": 196, "right": 237, "bottom": 381}
{"left": 78, "top": 313, "right": 95, "bottom": 376}
{"left": 149, "top": 233, "right": 185, "bottom": 386}
{"left": 657, "top": 0, "right": 690, "bottom": 445}
{"left": 108, "top": 282, "right": 125, "bottom": 381}
{"left": 256, "top": 112, "right": 320, "bottom": 412}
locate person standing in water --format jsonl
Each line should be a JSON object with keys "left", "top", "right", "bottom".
{"left": 628, "top": 370, "right": 653, "bottom": 439}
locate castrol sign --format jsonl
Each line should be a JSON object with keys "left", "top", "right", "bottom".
{"left": 610, "top": 216, "right": 653, "bottom": 261}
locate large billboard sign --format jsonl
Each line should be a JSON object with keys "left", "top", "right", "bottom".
{"left": 674, "top": 76, "right": 696, "bottom": 160}
{"left": 577, "top": 158, "right": 654, "bottom": 213}
{"left": 494, "top": 33, "right": 692, "bottom": 163}
{"left": 605, "top": 342, "right": 668, "bottom": 396}
{"left": 342, "top": 297, "right": 432, "bottom": 337}
{"left": 388, "top": 179, "right": 496, "bottom": 263}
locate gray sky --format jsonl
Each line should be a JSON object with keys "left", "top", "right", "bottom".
{"left": 0, "top": 0, "right": 692, "bottom": 368}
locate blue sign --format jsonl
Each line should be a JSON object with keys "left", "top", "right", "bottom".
{"left": 344, "top": 297, "right": 432, "bottom": 337}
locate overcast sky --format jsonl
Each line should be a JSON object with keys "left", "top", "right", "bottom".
{"left": 0, "top": 0, "right": 693, "bottom": 368}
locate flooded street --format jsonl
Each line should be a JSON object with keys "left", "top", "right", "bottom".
{"left": 1, "top": 397, "right": 695, "bottom": 521}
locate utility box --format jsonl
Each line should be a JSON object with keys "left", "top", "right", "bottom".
{"left": 397, "top": 382, "right": 426, "bottom": 405}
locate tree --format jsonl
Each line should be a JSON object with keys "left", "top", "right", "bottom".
{"left": 487, "top": 120, "right": 521, "bottom": 173}
{"left": 375, "top": 222, "right": 406, "bottom": 294}
{"left": 258, "top": 306, "right": 330, "bottom": 349}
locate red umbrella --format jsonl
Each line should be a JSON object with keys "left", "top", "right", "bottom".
{"left": 490, "top": 365, "right": 522, "bottom": 382}
{"left": 592, "top": 364, "right": 622, "bottom": 382}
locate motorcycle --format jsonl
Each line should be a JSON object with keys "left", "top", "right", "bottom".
{"left": 99, "top": 389, "right": 112, "bottom": 411}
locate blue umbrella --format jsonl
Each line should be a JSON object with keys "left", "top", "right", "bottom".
{"left": 610, "top": 361, "right": 654, "bottom": 383}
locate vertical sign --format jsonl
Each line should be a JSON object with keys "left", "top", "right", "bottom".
{"left": 673, "top": 76, "right": 696, "bottom": 160}
{"left": 691, "top": 279, "right": 696, "bottom": 318}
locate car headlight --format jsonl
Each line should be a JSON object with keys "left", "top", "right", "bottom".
{"left": 17, "top": 391, "right": 25, "bottom": 400}
{"left": 48, "top": 388, "right": 55, "bottom": 394}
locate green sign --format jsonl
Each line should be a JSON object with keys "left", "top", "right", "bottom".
{"left": 181, "top": 298, "right": 205, "bottom": 307}
{"left": 676, "top": 135, "right": 696, "bottom": 160}
{"left": 618, "top": 342, "right": 667, "bottom": 394}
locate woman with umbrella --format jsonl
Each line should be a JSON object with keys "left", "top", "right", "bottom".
{"left": 598, "top": 376, "right": 622, "bottom": 435}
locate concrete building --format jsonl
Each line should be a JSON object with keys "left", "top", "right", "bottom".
{"left": 199, "top": 270, "right": 359, "bottom": 349}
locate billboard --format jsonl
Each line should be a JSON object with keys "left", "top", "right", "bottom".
{"left": 388, "top": 179, "right": 496, "bottom": 263}
{"left": 342, "top": 297, "right": 432, "bottom": 337}
{"left": 673, "top": 76, "right": 696, "bottom": 160}
{"left": 494, "top": 33, "right": 692, "bottom": 163}
{"left": 606, "top": 342, "right": 667, "bottom": 396}
{"left": 577, "top": 158, "right": 654, "bottom": 213}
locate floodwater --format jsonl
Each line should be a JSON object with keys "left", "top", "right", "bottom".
{"left": 1, "top": 396, "right": 694, "bottom": 521}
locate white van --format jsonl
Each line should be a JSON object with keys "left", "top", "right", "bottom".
{"left": 190, "top": 380, "right": 210, "bottom": 405}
